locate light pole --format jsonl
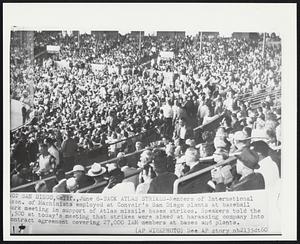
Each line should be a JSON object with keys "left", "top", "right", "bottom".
{"left": 199, "top": 31, "right": 203, "bottom": 55}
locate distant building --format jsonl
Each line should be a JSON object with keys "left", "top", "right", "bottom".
{"left": 10, "top": 31, "right": 35, "bottom": 64}
{"left": 156, "top": 31, "right": 185, "bottom": 39}
{"left": 232, "top": 32, "right": 260, "bottom": 40}
{"left": 200, "top": 32, "right": 219, "bottom": 38}
{"left": 91, "top": 31, "right": 119, "bottom": 40}
{"left": 130, "top": 31, "right": 145, "bottom": 38}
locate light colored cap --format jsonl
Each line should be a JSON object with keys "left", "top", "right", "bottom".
{"left": 185, "top": 139, "right": 196, "bottom": 147}
{"left": 117, "top": 152, "right": 125, "bottom": 158}
{"left": 106, "top": 163, "right": 118, "bottom": 172}
{"left": 72, "top": 165, "right": 85, "bottom": 172}
{"left": 233, "top": 131, "right": 249, "bottom": 141}
{"left": 87, "top": 163, "right": 107, "bottom": 177}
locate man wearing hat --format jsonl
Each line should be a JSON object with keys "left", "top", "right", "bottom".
{"left": 213, "top": 147, "right": 265, "bottom": 192}
{"left": 229, "top": 130, "right": 250, "bottom": 153}
{"left": 72, "top": 165, "right": 94, "bottom": 189}
{"left": 86, "top": 163, "right": 107, "bottom": 193}
{"left": 102, "top": 167, "right": 135, "bottom": 195}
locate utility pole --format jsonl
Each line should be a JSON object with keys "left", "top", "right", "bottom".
{"left": 262, "top": 32, "right": 266, "bottom": 70}
{"left": 199, "top": 31, "right": 203, "bottom": 55}
{"left": 138, "top": 31, "right": 142, "bottom": 65}
{"left": 262, "top": 32, "right": 266, "bottom": 58}
{"left": 139, "top": 31, "right": 142, "bottom": 52}
{"left": 78, "top": 31, "right": 80, "bottom": 48}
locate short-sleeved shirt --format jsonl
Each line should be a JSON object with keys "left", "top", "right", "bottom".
{"left": 38, "top": 154, "right": 53, "bottom": 173}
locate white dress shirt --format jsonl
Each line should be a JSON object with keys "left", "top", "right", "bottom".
{"left": 255, "top": 156, "right": 280, "bottom": 190}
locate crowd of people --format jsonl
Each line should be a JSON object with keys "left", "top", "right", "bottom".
{"left": 10, "top": 31, "right": 281, "bottom": 195}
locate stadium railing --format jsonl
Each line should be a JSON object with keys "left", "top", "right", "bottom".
{"left": 173, "top": 154, "right": 239, "bottom": 194}
{"left": 77, "top": 168, "right": 143, "bottom": 193}
{"left": 10, "top": 146, "right": 163, "bottom": 192}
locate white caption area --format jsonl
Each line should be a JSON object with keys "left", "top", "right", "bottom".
{"left": 10, "top": 190, "right": 279, "bottom": 235}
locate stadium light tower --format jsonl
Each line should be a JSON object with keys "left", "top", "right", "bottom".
{"left": 199, "top": 32, "right": 203, "bottom": 55}
{"left": 262, "top": 32, "right": 266, "bottom": 58}
{"left": 139, "top": 31, "right": 142, "bottom": 53}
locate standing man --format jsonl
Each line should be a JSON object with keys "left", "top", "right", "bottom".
{"left": 61, "top": 130, "right": 78, "bottom": 171}
{"left": 72, "top": 165, "right": 94, "bottom": 189}
{"left": 178, "top": 147, "right": 212, "bottom": 194}
{"left": 34, "top": 144, "right": 56, "bottom": 178}
{"left": 147, "top": 149, "right": 178, "bottom": 194}
{"left": 21, "top": 106, "right": 27, "bottom": 124}
{"left": 173, "top": 118, "right": 193, "bottom": 144}
{"left": 161, "top": 98, "right": 174, "bottom": 139}
{"left": 213, "top": 147, "right": 265, "bottom": 192}
{"left": 45, "top": 137, "right": 60, "bottom": 168}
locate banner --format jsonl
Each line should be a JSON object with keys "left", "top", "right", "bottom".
{"left": 90, "top": 63, "right": 106, "bottom": 72}
{"left": 46, "top": 45, "right": 60, "bottom": 53}
{"left": 55, "top": 60, "right": 70, "bottom": 70}
{"left": 163, "top": 71, "right": 174, "bottom": 87}
{"left": 159, "top": 51, "right": 175, "bottom": 59}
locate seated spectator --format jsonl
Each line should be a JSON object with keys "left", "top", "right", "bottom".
{"left": 136, "top": 166, "right": 155, "bottom": 194}
{"left": 102, "top": 167, "right": 135, "bottom": 194}
{"left": 229, "top": 130, "right": 250, "bottom": 153}
{"left": 173, "top": 118, "right": 193, "bottom": 144}
{"left": 86, "top": 163, "right": 107, "bottom": 193}
{"left": 174, "top": 138, "right": 183, "bottom": 158}
{"left": 212, "top": 147, "right": 229, "bottom": 164}
{"left": 66, "top": 177, "right": 79, "bottom": 193}
{"left": 118, "top": 157, "right": 139, "bottom": 189}
{"left": 11, "top": 164, "right": 28, "bottom": 188}
{"left": 242, "top": 126, "right": 252, "bottom": 139}
{"left": 214, "top": 127, "right": 231, "bottom": 152}
{"left": 250, "top": 140, "right": 280, "bottom": 190}
{"left": 208, "top": 165, "right": 233, "bottom": 191}
{"left": 137, "top": 149, "right": 155, "bottom": 183}
{"left": 178, "top": 147, "right": 213, "bottom": 194}
{"left": 212, "top": 147, "right": 265, "bottom": 192}
{"left": 185, "top": 139, "right": 196, "bottom": 148}
{"left": 147, "top": 149, "right": 178, "bottom": 194}
{"left": 165, "top": 143, "right": 176, "bottom": 173}
{"left": 135, "top": 141, "right": 143, "bottom": 151}
{"left": 35, "top": 180, "right": 49, "bottom": 192}
{"left": 52, "top": 169, "right": 68, "bottom": 193}
{"left": 72, "top": 164, "right": 94, "bottom": 189}
{"left": 198, "top": 142, "right": 215, "bottom": 158}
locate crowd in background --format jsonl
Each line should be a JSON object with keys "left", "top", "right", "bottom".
{"left": 10, "top": 31, "right": 281, "bottom": 194}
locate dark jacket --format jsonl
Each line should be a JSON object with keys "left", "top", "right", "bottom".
{"left": 215, "top": 172, "right": 265, "bottom": 192}
{"left": 86, "top": 181, "right": 107, "bottom": 193}
{"left": 147, "top": 172, "right": 178, "bottom": 194}
{"left": 178, "top": 162, "right": 213, "bottom": 194}
{"left": 77, "top": 175, "right": 94, "bottom": 189}
{"left": 11, "top": 173, "right": 27, "bottom": 188}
